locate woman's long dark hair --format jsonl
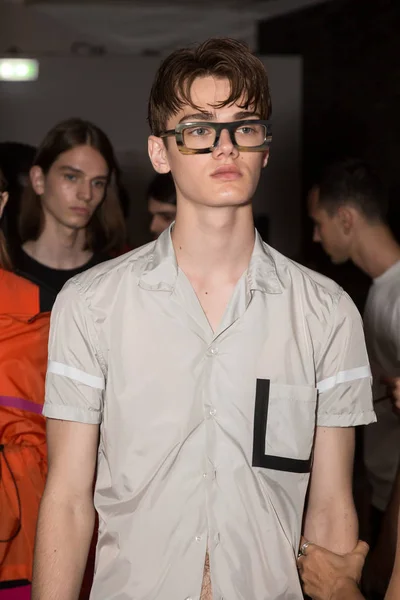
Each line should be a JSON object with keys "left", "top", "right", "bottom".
{"left": 19, "top": 118, "right": 127, "bottom": 254}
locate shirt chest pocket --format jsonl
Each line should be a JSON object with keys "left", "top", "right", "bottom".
{"left": 252, "top": 380, "right": 317, "bottom": 473}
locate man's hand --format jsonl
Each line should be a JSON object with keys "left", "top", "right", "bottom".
{"left": 380, "top": 376, "right": 400, "bottom": 414}
{"left": 297, "top": 537, "right": 369, "bottom": 600}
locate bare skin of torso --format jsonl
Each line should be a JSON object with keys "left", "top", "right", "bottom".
{"left": 200, "top": 551, "right": 213, "bottom": 600}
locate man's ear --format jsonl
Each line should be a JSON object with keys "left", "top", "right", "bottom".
{"left": 30, "top": 165, "right": 45, "bottom": 196}
{"left": 337, "top": 205, "right": 354, "bottom": 234}
{"left": 148, "top": 136, "right": 171, "bottom": 174}
{"left": 262, "top": 149, "right": 270, "bottom": 168}
{"left": 0, "top": 191, "right": 9, "bottom": 220}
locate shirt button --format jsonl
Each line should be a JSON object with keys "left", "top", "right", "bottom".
{"left": 209, "top": 346, "right": 219, "bottom": 356}
{"left": 202, "top": 472, "right": 208, "bottom": 478}
{"left": 195, "top": 535, "right": 202, "bottom": 542}
{"left": 209, "top": 407, "right": 217, "bottom": 417}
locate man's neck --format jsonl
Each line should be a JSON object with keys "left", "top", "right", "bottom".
{"left": 23, "top": 225, "right": 93, "bottom": 270}
{"left": 172, "top": 204, "right": 255, "bottom": 285}
{"left": 351, "top": 223, "right": 400, "bottom": 279}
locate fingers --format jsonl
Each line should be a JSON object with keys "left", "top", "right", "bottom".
{"left": 297, "top": 555, "right": 304, "bottom": 571}
{"left": 353, "top": 540, "right": 369, "bottom": 559}
{"left": 299, "top": 541, "right": 314, "bottom": 556}
{"left": 383, "top": 377, "right": 400, "bottom": 407}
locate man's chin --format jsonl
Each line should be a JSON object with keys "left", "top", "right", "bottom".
{"left": 330, "top": 255, "right": 349, "bottom": 266}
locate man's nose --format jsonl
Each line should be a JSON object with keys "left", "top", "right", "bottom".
{"left": 213, "top": 128, "right": 237, "bottom": 157}
{"left": 78, "top": 180, "right": 92, "bottom": 201}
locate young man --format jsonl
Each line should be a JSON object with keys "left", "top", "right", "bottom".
{"left": 147, "top": 172, "right": 177, "bottom": 238}
{"left": 14, "top": 118, "right": 126, "bottom": 311}
{"left": 33, "top": 39, "right": 374, "bottom": 600}
{"left": 308, "top": 159, "right": 400, "bottom": 592}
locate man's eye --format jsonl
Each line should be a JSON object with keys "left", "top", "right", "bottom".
{"left": 64, "top": 173, "right": 77, "bottom": 182}
{"left": 237, "top": 127, "right": 256, "bottom": 134}
{"left": 93, "top": 180, "right": 106, "bottom": 189}
{"left": 186, "top": 127, "right": 213, "bottom": 137}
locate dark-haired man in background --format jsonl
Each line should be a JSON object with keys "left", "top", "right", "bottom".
{"left": 309, "top": 158, "right": 400, "bottom": 595}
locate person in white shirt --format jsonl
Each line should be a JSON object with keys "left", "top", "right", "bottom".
{"left": 309, "top": 157, "right": 400, "bottom": 594}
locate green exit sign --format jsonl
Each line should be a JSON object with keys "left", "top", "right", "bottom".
{"left": 0, "top": 59, "right": 39, "bottom": 81}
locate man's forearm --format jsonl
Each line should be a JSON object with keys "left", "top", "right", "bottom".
{"left": 330, "top": 577, "right": 364, "bottom": 600}
{"left": 32, "top": 490, "right": 95, "bottom": 600}
{"left": 304, "top": 500, "right": 358, "bottom": 554}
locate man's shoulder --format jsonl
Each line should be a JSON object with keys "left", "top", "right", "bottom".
{"left": 266, "top": 243, "right": 343, "bottom": 302}
{"left": 65, "top": 241, "right": 156, "bottom": 298}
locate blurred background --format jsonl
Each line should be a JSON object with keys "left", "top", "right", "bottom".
{"left": 1, "top": 3, "right": 400, "bottom": 598}
{"left": 0, "top": 0, "right": 399, "bottom": 306}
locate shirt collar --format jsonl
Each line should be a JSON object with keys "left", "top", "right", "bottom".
{"left": 247, "top": 231, "right": 282, "bottom": 294}
{"left": 139, "top": 225, "right": 282, "bottom": 295}
{"left": 139, "top": 226, "right": 178, "bottom": 291}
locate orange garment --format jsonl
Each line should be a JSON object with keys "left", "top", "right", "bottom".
{"left": 0, "top": 269, "right": 50, "bottom": 583}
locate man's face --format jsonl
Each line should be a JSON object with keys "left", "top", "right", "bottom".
{"left": 31, "top": 144, "right": 109, "bottom": 232}
{"left": 308, "top": 186, "right": 351, "bottom": 264}
{"left": 148, "top": 76, "right": 269, "bottom": 210}
{"left": 148, "top": 197, "right": 176, "bottom": 238}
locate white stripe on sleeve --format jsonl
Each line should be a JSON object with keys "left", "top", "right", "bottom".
{"left": 47, "top": 361, "right": 105, "bottom": 390}
{"left": 317, "top": 366, "right": 371, "bottom": 393}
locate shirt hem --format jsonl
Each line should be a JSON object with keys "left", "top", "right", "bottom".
{"left": 317, "top": 410, "right": 377, "bottom": 427}
{"left": 42, "top": 403, "right": 102, "bottom": 424}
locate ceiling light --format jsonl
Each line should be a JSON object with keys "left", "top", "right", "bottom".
{"left": 0, "top": 59, "right": 39, "bottom": 81}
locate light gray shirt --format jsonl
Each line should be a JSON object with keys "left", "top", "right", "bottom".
{"left": 43, "top": 228, "right": 375, "bottom": 600}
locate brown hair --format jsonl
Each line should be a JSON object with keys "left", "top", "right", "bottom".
{"left": 19, "top": 118, "right": 126, "bottom": 254}
{"left": 148, "top": 37, "right": 272, "bottom": 136}
{"left": 0, "top": 169, "right": 12, "bottom": 270}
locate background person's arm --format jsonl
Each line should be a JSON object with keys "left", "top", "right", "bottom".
{"left": 303, "top": 426, "right": 357, "bottom": 553}
{"left": 330, "top": 578, "right": 364, "bottom": 600}
{"left": 385, "top": 466, "right": 400, "bottom": 600}
{"left": 32, "top": 419, "right": 99, "bottom": 600}
{"left": 366, "top": 459, "right": 400, "bottom": 594}
{"left": 298, "top": 539, "right": 368, "bottom": 600}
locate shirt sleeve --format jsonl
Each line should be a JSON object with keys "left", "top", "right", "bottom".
{"left": 316, "top": 290, "right": 376, "bottom": 427}
{"left": 390, "top": 298, "right": 400, "bottom": 368}
{"left": 43, "top": 279, "right": 105, "bottom": 425}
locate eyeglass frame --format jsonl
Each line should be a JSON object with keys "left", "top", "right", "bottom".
{"left": 159, "top": 119, "right": 272, "bottom": 155}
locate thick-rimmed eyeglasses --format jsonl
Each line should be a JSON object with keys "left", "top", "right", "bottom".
{"left": 159, "top": 120, "right": 272, "bottom": 155}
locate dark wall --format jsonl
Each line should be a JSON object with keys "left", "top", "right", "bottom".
{"left": 258, "top": 0, "right": 400, "bottom": 310}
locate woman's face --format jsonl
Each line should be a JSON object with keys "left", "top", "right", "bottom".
{"left": 30, "top": 144, "right": 109, "bottom": 232}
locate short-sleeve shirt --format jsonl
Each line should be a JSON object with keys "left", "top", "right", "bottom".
{"left": 43, "top": 228, "right": 375, "bottom": 600}
{"left": 363, "top": 260, "right": 400, "bottom": 510}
